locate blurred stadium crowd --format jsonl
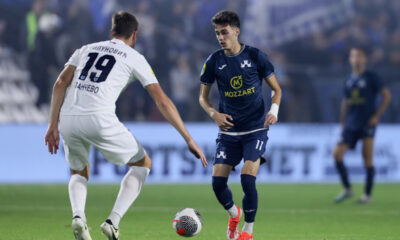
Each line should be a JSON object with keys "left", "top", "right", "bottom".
{"left": 0, "top": 0, "right": 399, "bottom": 123}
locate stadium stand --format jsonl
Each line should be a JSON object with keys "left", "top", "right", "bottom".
{"left": 0, "top": 46, "right": 47, "bottom": 123}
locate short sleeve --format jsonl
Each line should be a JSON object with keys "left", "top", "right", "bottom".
{"left": 132, "top": 55, "right": 159, "bottom": 87}
{"left": 370, "top": 72, "right": 384, "bottom": 92}
{"left": 257, "top": 50, "right": 275, "bottom": 79}
{"left": 65, "top": 48, "right": 81, "bottom": 67}
{"left": 200, "top": 54, "right": 216, "bottom": 85}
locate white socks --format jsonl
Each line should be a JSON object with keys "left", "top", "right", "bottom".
{"left": 227, "top": 205, "right": 238, "bottom": 218}
{"left": 68, "top": 166, "right": 150, "bottom": 228}
{"left": 69, "top": 174, "right": 88, "bottom": 222}
{"left": 242, "top": 222, "right": 254, "bottom": 234}
{"left": 108, "top": 166, "right": 150, "bottom": 228}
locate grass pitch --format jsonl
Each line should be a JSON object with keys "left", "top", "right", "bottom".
{"left": 0, "top": 184, "right": 399, "bottom": 240}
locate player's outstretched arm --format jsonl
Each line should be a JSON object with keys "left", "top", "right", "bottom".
{"left": 145, "top": 83, "right": 208, "bottom": 167}
{"left": 369, "top": 87, "right": 391, "bottom": 126}
{"left": 264, "top": 74, "right": 282, "bottom": 126}
{"left": 45, "top": 65, "right": 76, "bottom": 154}
{"left": 199, "top": 84, "right": 234, "bottom": 131}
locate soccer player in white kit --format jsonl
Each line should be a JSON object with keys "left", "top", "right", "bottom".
{"left": 44, "top": 11, "right": 207, "bottom": 240}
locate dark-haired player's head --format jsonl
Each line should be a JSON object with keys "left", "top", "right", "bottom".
{"left": 349, "top": 46, "right": 367, "bottom": 74}
{"left": 111, "top": 11, "right": 139, "bottom": 47}
{"left": 211, "top": 10, "right": 241, "bottom": 52}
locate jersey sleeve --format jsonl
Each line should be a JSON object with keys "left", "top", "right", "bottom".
{"left": 132, "top": 55, "right": 159, "bottom": 87}
{"left": 371, "top": 72, "right": 384, "bottom": 92}
{"left": 200, "top": 54, "right": 216, "bottom": 85}
{"left": 65, "top": 48, "right": 81, "bottom": 67}
{"left": 257, "top": 50, "right": 275, "bottom": 79}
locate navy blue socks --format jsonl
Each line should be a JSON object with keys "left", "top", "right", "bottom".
{"left": 212, "top": 176, "right": 234, "bottom": 210}
{"left": 241, "top": 174, "right": 257, "bottom": 223}
{"left": 335, "top": 161, "right": 351, "bottom": 189}
{"left": 213, "top": 175, "right": 258, "bottom": 223}
{"left": 365, "top": 166, "right": 375, "bottom": 196}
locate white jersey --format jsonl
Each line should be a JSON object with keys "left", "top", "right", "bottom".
{"left": 60, "top": 38, "right": 158, "bottom": 115}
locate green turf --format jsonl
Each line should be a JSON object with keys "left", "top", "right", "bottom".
{"left": 0, "top": 184, "right": 399, "bottom": 240}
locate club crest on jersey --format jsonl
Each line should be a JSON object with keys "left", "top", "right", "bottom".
{"left": 358, "top": 79, "right": 366, "bottom": 88}
{"left": 216, "top": 151, "right": 227, "bottom": 159}
{"left": 240, "top": 60, "right": 251, "bottom": 68}
{"left": 230, "top": 75, "right": 243, "bottom": 90}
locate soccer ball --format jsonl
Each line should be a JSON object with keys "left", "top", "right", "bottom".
{"left": 172, "top": 208, "right": 202, "bottom": 237}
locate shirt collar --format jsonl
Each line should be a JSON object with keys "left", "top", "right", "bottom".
{"left": 110, "top": 38, "right": 127, "bottom": 46}
{"left": 224, "top": 44, "right": 246, "bottom": 57}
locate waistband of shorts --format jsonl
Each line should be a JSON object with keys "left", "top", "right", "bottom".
{"left": 219, "top": 128, "right": 267, "bottom": 136}
{"left": 60, "top": 110, "right": 116, "bottom": 116}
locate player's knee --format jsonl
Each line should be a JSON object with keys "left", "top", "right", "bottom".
{"left": 241, "top": 160, "right": 260, "bottom": 176}
{"left": 362, "top": 151, "right": 372, "bottom": 161}
{"left": 241, "top": 174, "right": 257, "bottom": 196}
{"left": 143, "top": 154, "right": 152, "bottom": 169}
{"left": 129, "top": 154, "right": 152, "bottom": 169}
{"left": 333, "top": 148, "right": 344, "bottom": 162}
{"left": 363, "top": 158, "right": 373, "bottom": 168}
{"left": 70, "top": 166, "right": 89, "bottom": 180}
{"left": 362, "top": 151, "right": 373, "bottom": 167}
{"left": 212, "top": 176, "right": 228, "bottom": 193}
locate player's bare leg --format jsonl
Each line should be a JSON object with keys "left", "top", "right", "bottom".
{"left": 101, "top": 154, "right": 151, "bottom": 240}
{"left": 69, "top": 165, "right": 92, "bottom": 240}
{"left": 237, "top": 158, "right": 260, "bottom": 240}
{"left": 241, "top": 159, "right": 260, "bottom": 175}
{"left": 213, "top": 164, "right": 232, "bottom": 177}
{"left": 212, "top": 164, "right": 241, "bottom": 240}
{"left": 357, "top": 138, "right": 375, "bottom": 204}
{"left": 333, "top": 144, "right": 353, "bottom": 203}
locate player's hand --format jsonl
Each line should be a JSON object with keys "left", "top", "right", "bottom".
{"left": 187, "top": 139, "right": 208, "bottom": 167}
{"left": 368, "top": 115, "right": 380, "bottom": 126}
{"left": 45, "top": 125, "right": 60, "bottom": 154}
{"left": 264, "top": 113, "right": 277, "bottom": 127}
{"left": 212, "top": 112, "right": 234, "bottom": 131}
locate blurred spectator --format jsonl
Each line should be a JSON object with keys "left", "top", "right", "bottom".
{"left": 169, "top": 54, "right": 196, "bottom": 120}
{"left": 131, "top": 0, "right": 156, "bottom": 60}
{"left": 0, "top": 20, "right": 6, "bottom": 47}
{"left": 21, "top": 0, "right": 55, "bottom": 107}
{"left": 269, "top": 52, "right": 294, "bottom": 122}
{"left": 56, "top": 0, "right": 95, "bottom": 66}
{"left": 0, "top": 0, "right": 398, "bottom": 123}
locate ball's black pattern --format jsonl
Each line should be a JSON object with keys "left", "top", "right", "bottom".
{"left": 193, "top": 210, "right": 203, "bottom": 224}
{"left": 176, "top": 215, "right": 198, "bottom": 237}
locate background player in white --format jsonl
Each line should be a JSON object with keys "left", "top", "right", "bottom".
{"left": 44, "top": 11, "right": 207, "bottom": 240}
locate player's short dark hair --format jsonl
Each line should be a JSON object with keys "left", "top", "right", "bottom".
{"left": 111, "top": 11, "right": 138, "bottom": 38}
{"left": 211, "top": 10, "right": 240, "bottom": 28}
{"left": 350, "top": 45, "right": 369, "bottom": 55}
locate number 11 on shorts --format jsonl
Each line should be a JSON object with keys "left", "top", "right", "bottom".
{"left": 255, "top": 140, "right": 264, "bottom": 151}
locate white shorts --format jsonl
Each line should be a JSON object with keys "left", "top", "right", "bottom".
{"left": 59, "top": 113, "right": 145, "bottom": 171}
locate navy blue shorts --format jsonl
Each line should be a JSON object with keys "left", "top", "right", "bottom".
{"left": 214, "top": 129, "right": 269, "bottom": 167}
{"left": 339, "top": 126, "right": 376, "bottom": 149}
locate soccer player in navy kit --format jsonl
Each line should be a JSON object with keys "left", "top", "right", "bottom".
{"left": 199, "top": 11, "right": 282, "bottom": 240}
{"left": 333, "top": 47, "right": 391, "bottom": 204}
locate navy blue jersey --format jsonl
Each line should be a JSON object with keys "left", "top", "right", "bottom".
{"left": 200, "top": 45, "right": 274, "bottom": 132}
{"left": 343, "top": 70, "right": 384, "bottom": 130}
